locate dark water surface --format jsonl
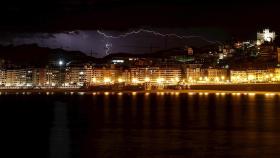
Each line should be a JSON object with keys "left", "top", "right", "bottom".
{"left": 1, "top": 93, "right": 280, "bottom": 158}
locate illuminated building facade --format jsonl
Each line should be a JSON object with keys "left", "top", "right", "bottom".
{"left": 230, "top": 70, "right": 248, "bottom": 83}
{"left": 277, "top": 48, "right": 280, "bottom": 64}
{"left": 130, "top": 67, "right": 160, "bottom": 84}
{"left": 158, "top": 68, "right": 182, "bottom": 85}
{"left": 207, "top": 69, "right": 228, "bottom": 82}
{"left": 246, "top": 70, "right": 270, "bottom": 82}
{"left": 273, "top": 68, "right": 280, "bottom": 81}
{"left": 257, "top": 29, "right": 276, "bottom": 45}
{"left": 129, "top": 67, "right": 181, "bottom": 85}
{"left": 92, "top": 67, "right": 121, "bottom": 85}
{"left": 6, "top": 69, "right": 27, "bottom": 86}
{"left": 32, "top": 68, "right": 46, "bottom": 86}
{"left": 231, "top": 70, "right": 273, "bottom": 83}
{"left": 65, "top": 65, "right": 93, "bottom": 86}
{"left": 45, "top": 68, "right": 60, "bottom": 86}
{"left": 0, "top": 70, "right": 6, "bottom": 86}
{"left": 186, "top": 68, "right": 205, "bottom": 82}
{"left": 119, "top": 69, "right": 131, "bottom": 84}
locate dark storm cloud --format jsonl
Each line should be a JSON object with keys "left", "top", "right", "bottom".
{"left": 0, "top": 0, "right": 279, "bottom": 36}
{"left": 0, "top": 0, "right": 279, "bottom": 57}
{"left": 0, "top": 27, "right": 229, "bottom": 57}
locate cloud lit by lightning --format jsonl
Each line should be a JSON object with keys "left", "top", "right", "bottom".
{"left": 97, "top": 29, "right": 222, "bottom": 54}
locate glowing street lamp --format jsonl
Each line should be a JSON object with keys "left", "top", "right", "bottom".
{"left": 58, "top": 60, "right": 64, "bottom": 87}
{"left": 104, "top": 77, "right": 111, "bottom": 84}
{"left": 204, "top": 77, "right": 209, "bottom": 82}
{"left": 132, "top": 78, "right": 139, "bottom": 84}
{"left": 248, "top": 75, "right": 255, "bottom": 81}
{"left": 92, "top": 78, "right": 97, "bottom": 83}
{"left": 118, "top": 78, "right": 124, "bottom": 83}
{"left": 157, "top": 77, "right": 164, "bottom": 84}
{"left": 144, "top": 77, "right": 150, "bottom": 82}
{"left": 58, "top": 60, "right": 64, "bottom": 66}
{"left": 188, "top": 77, "right": 193, "bottom": 83}
{"left": 215, "top": 77, "right": 220, "bottom": 82}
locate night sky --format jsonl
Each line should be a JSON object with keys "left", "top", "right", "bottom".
{"left": 0, "top": 0, "right": 279, "bottom": 57}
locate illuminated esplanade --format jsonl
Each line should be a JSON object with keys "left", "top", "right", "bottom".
{"left": 1, "top": 63, "right": 280, "bottom": 89}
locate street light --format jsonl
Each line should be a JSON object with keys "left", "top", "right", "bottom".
{"left": 58, "top": 60, "right": 64, "bottom": 87}
{"left": 58, "top": 60, "right": 64, "bottom": 66}
{"left": 104, "top": 77, "right": 111, "bottom": 84}
{"left": 132, "top": 78, "right": 139, "bottom": 84}
{"left": 144, "top": 77, "right": 150, "bottom": 82}
{"left": 118, "top": 78, "right": 124, "bottom": 83}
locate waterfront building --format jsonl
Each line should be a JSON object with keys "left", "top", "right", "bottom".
{"left": 273, "top": 68, "right": 280, "bottom": 81}
{"left": 29, "top": 68, "right": 47, "bottom": 86}
{"left": 65, "top": 65, "right": 93, "bottom": 86}
{"left": 119, "top": 69, "right": 131, "bottom": 84}
{"left": 185, "top": 68, "right": 206, "bottom": 82}
{"left": 246, "top": 70, "right": 270, "bottom": 82}
{"left": 44, "top": 68, "right": 60, "bottom": 86}
{"left": 129, "top": 67, "right": 181, "bottom": 85}
{"left": 92, "top": 67, "right": 121, "bottom": 85}
{"left": 230, "top": 70, "right": 248, "bottom": 83}
{"left": 158, "top": 67, "right": 182, "bottom": 85}
{"left": 231, "top": 69, "right": 271, "bottom": 83}
{"left": 0, "top": 69, "right": 6, "bottom": 86}
{"left": 277, "top": 48, "right": 280, "bottom": 64}
{"left": 207, "top": 68, "right": 228, "bottom": 82}
{"left": 26, "top": 69, "right": 33, "bottom": 86}
{"left": 130, "top": 67, "right": 160, "bottom": 85}
{"left": 6, "top": 69, "right": 27, "bottom": 86}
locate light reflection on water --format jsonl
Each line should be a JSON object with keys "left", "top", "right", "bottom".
{"left": 0, "top": 93, "right": 280, "bottom": 158}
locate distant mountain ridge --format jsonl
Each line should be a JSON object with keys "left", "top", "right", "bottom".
{"left": 0, "top": 43, "right": 219, "bottom": 67}
{"left": 0, "top": 44, "right": 96, "bottom": 67}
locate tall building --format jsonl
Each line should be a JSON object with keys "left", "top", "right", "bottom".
{"left": 92, "top": 67, "right": 121, "bottom": 85}
{"left": 32, "top": 68, "right": 47, "bottom": 86}
{"left": 0, "top": 70, "right": 6, "bottom": 86}
{"left": 158, "top": 67, "right": 182, "bottom": 85}
{"left": 6, "top": 69, "right": 27, "bottom": 86}
{"left": 275, "top": 68, "right": 280, "bottom": 81}
{"left": 185, "top": 68, "right": 205, "bottom": 82}
{"left": 130, "top": 67, "right": 160, "bottom": 84}
{"left": 65, "top": 65, "right": 93, "bottom": 86}
{"left": 246, "top": 70, "right": 270, "bottom": 82}
{"left": 207, "top": 68, "right": 228, "bottom": 81}
{"left": 257, "top": 29, "right": 276, "bottom": 45}
{"left": 230, "top": 70, "right": 248, "bottom": 83}
{"left": 230, "top": 69, "right": 271, "bottom": 83}
{"left": 129, "top": 67, "right": 181, "bottom": 85}
{"left": 45, "top": 68, "right": 60, "bottom": 86}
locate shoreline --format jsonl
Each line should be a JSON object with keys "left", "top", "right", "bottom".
{"left": 0, "top": 84, "right": 280, "bottom": 94}
{"left": 0, "top": 89, "right": 280, "bottom": 95}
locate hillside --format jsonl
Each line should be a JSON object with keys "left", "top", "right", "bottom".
{"left": 0, "top": 44, "right": 96, "bottom": 67}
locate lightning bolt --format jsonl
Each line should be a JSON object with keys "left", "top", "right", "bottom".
{"left": 97, "top": 29, "right": 222, "bottom": 55}
{"left": 105, "top": 42, "right": 112, "bottom": 55}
